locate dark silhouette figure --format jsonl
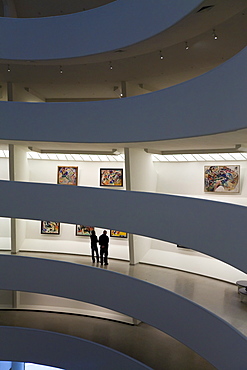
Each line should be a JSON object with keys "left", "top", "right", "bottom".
{"left": 99, "top": 230, "right": 109, "bottom": 265}
{"left": 90, "top": 230, "right": 99, "bottom": 263}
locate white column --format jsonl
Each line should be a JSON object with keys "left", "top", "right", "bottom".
{"left": 124, "top": 147, "right": 157, "bottom": 264}
{"left": 9, "top": 144, "right": 29, "bottom": 254}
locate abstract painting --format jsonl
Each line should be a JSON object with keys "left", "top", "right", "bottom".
{"left": 76, "top": 225, "right": 94, "bottom": 236}
{"left": 41, "top": 221, "right": 60, "bottom": 234}
{"left": 204, "top": 165, "right": 240, "bottom": 193}
{"left": 57, "top": 166, "right": 78, "bottom": 185}
{"left": 110, "top": 230, "right": 127, "bottom": 238}
{"left": 100, "top": 169, "right": 123, "bottom": 186}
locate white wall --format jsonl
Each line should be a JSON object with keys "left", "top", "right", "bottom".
{"left": 0, "top": 157, "right": 9, "bottom": 180}
{"left": 140, "top": 160, "right": 247, "bottom": 283}
{"left": 20, "top": 159, "right": 129, "bottom": 260}
{"left": 0, "top": 83, "right": 7, "bottom": 101}
{"left": 18, "top": 291, "right": 134, "bottom": 324}
{"left": 29, "top": 159, "right": 125, "bottom": 188}
{"left": 13, "top": 84, "right": 44, "bottom": 103}
{"left": 0, "top": 289, "right": 12, "bottom": 308}
{"left": 155, "top": 161, "right": 247, "bottom": 200}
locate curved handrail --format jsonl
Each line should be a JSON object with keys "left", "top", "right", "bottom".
{"left": 0, "top": 255, "right": 245, "bottom": 370}
{"left": 0, "top": 180, "right": 247, "bottom": 273}
{"left": 0, "top": 47, "right": 246, "bottom": 143}
{"left": 0, "top": 0, "right": 202, "bottom": 60}
{"left": 0, "top": 326, "right": 150, "bottom": 369}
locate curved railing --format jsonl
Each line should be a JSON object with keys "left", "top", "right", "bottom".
{"left": 0, "top": 47, "right": 246, "bottom": 143}
{"left": 0, "top": 255, "right": 245, "bottom": 370}
{"left": 0, "top": 0, "right": 202, "bottom": 60}
{"left": 0, "top": 326, "right": 150, "bottom": 369}
{"left": 1, "top": 180, "right": 247, "bottom": 274}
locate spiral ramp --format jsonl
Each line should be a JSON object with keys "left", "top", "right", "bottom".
{"left": 0, "top": 0, "right": 246, "bottom": 369}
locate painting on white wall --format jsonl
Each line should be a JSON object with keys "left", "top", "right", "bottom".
{"left": 100, "top": 169, "right": 123, "bottom": 187}
{"left": 76, "top": 225, "right": 94, "bottom": 236}
{"left": 41, "top": 221, "right": 60, "bottom": 234}
{"left": 204, "top": 165, "right": 240, "bottom": 193}
{"left": 57, "top": 166, "right": 78, "bottom": 185}
{"left": 110, "top": 230, "right": 127, "bottom": 238}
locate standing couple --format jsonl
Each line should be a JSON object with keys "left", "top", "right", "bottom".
{"left": 90, "top": 230, "right": 109, "bottom": 265}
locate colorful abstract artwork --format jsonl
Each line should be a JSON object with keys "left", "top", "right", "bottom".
{"left": 41, "top": 221, "right": 60, "bottom": 234}
{"left": 100, "top": 169, "right": 123, "bottom": 187}
{"left": 57, "top": 166, "right": 78, "bottom": 185}
{"left": 204, "top": 165, "right": 240, "bottom": 193}
{"left": 110, "top": 230, "right": 127, "bottom": 238}
{"left": 76, "top": 225, "right": 94, "bottom": 236}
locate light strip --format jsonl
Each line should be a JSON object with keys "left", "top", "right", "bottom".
{"left": 229, "top": 153, "right": 246, "bottom": 160}
{"left": 220, "top": 153, "right": 235, "bottom": 160}
{"left": 151, "top": 153, "right": 247, "bottom": 162}
{"left": 164, "top": 155, "right": 178, "bottom": 162}
{"left": 192, "top": 154, "right": 204, "bottom": 161}
{"left": 173, "top": 154, "right": 187, "bottom": 162}
{"left": 0, "top": 151, "right": 245, "bottom": 162}
{"left": 182, "top": 154, "right": 197, "bottom": 161}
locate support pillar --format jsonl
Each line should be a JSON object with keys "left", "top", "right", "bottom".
{"left": 7, "top": 81, "right": 13, "bottom": 101}
{"left": 124, "top": 147, "right": 158, "bottom": 265}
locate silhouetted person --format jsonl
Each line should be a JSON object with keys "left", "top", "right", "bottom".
{"left": 90, "top": 230, "right": 99, "bottom": 263}
{"left": 99, "top": 230, "right": 109, "bottom": 265}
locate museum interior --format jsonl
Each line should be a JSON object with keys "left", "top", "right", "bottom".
{"left": 0, "top": 0, "right": 247, "bottom": 369}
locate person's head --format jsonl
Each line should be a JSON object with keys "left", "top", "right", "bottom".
{"left": 91, "top": 230, "right": 95, "bottom": 235}
{"left": 103, "top": 230, "right": 107, "bottom": 234}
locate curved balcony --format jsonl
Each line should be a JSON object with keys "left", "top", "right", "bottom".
{"left": 0, "top": 254, "right": 245, "bottom": 369}
{"left": 0, "top": 326, "right": 149, "bottom": 369}
{"left": 0, "top": 0, "right": 202, "bottom": 60}
{"left": 0, "top": 48, "right": 246, "bottom": 143}
{"left": 0, "top": 180, "right": 247, "bottom": 273}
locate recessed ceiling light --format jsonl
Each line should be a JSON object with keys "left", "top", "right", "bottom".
{"left": 212, "top": 29, "right": 218, "bottom": 40}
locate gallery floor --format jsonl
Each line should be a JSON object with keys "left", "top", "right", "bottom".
{"left": 0, "top": 251, "right": 246, "bottom": 369}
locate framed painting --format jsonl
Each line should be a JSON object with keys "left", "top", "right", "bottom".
{"left": 41, "top": 221, "right": 60, "bottom": 235}
{"left": 204, "top": 165, "right": 240, "bottom": 193}
{"left": 57, "top": 166, "right": 78, "bottom": 185}
{"left": 100, "top": 169, "right": 123, "bottom": 187}
{"left": 110, "top": 230, "right": 127, "bottom": 238}
{"left": 76, "top": 225, "right": 94, "bottom": 236}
